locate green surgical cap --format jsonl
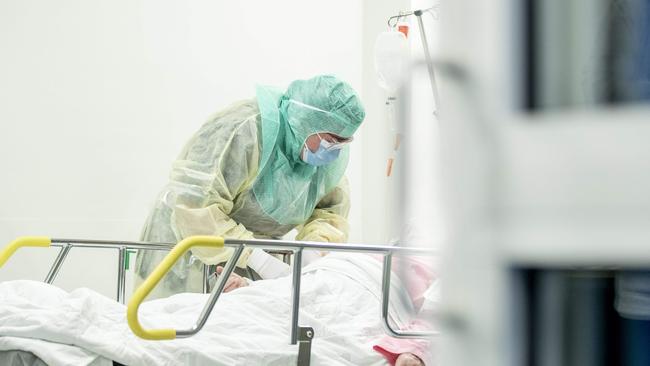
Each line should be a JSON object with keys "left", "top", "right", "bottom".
{"left": 284, "top": 75, "right": 365, "bottom": 137}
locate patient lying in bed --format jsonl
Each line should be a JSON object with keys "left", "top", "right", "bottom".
{"left": 220, "top": 251, "right": 436, "bottom": 366}
{"left": 0, "top": 252, "right": 436, "bottom": 366}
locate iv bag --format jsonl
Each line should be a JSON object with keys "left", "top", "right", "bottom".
{"left": 374, "top": 30, "right": 410, "bottom": 93}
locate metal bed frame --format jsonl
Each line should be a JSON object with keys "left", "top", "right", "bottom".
{"left": 0, "top": 236, "right": 438, "bottom": 366}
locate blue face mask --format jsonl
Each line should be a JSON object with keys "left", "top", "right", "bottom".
{"left": 301, "top": 139, "right": 342, "bottom": 166}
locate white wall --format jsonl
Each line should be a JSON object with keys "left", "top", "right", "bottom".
{"left": 0, "top": 0, "right": 363, "bottom": 298}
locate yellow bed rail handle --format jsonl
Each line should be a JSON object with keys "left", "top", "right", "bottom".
{"left": 0, "top": 236, "right": 51, "bottom": 267}
{"left": 127, "top": 235, "right": 225, "bottom": 340}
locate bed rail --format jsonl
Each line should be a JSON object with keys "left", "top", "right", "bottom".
{"left": 0, "top": 236, "right": 51, "bottom": 267}
{"left": 0, "top": 237, "right": 289, "bottom": 304}
{"left": 126, "top": 235, "right": 226, "bottom": 340}
{"left": 1, "top": 236, "right": 439, "bottom": 366}
{"left": 128, "top": 236, "right": 440, "bottom": 366}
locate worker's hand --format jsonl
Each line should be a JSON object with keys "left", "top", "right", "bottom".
{"left": 396, "top": 352, "right": 424, "bottom": 366}
{"left": 215, "top": 266, "right": 249, "bottom": 293}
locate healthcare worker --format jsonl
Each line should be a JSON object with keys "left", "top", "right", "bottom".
{"left": 134, "top": 75, "right": 365, "bottom": 299}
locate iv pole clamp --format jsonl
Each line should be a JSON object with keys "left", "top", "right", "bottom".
{"left": 388, "top": 6, "right": 441, "bottom": 116}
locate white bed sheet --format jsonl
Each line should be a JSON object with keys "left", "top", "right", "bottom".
{"left": 0, "top": 253, "right": 415, "bottom": 366}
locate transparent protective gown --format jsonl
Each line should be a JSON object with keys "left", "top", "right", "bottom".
{"left": 134, "top": 76, "right": 365, "bottom": 298}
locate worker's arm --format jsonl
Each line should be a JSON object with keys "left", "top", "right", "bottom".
{"left": 247, "top": 183, "right": 350, "bottom": 278}
{"left": 295, "top": 176, "right": 350, "bottom": 243}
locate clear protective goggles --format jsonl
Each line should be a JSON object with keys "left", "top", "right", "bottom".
{"left": 316, "top": 133, "right": 353, "bottom": 150}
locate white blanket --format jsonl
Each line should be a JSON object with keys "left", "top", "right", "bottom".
{"left": 0, "top": 253, "right": 415, "bottom": 366}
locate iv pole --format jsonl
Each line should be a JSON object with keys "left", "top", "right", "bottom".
{"left": 388, "top": 6, "right": 440, "bottom": 114}
{"left": 382, "top": 6, "right": 440, "bottom": 178}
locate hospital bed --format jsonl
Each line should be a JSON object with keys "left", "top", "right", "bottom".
{"left": 0, "top": 236, "right": 437, "bottom": 366}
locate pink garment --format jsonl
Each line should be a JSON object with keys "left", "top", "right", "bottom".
{"left": 373, "top": 321, "right": 431, "bottom": 365}
{"left": 371, "top": 254, "right": 436, "bottom": 365}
